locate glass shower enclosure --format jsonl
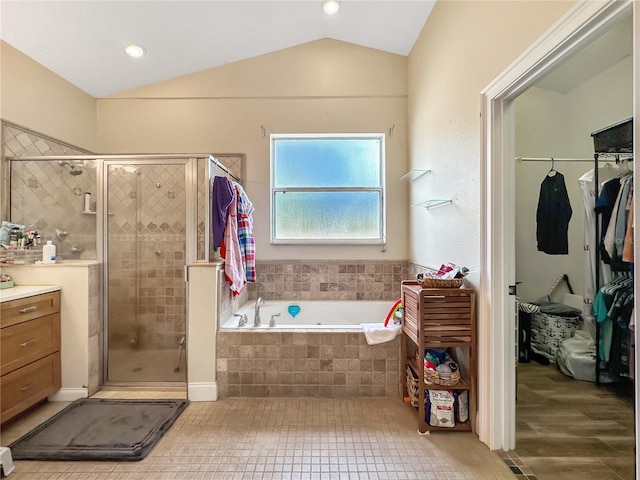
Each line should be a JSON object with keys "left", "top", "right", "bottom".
{"left": 104, "top": 160, "right": 191, "bottom": 383}
{"left": 5, "top": 154, "right": 241, "bottom": 387}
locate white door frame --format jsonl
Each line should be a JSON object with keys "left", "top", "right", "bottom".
{"left": 479, "top": 0, "right": 634, "bottom": 451}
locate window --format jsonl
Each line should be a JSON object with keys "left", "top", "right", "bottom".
{"left": 270, "top": 134, "right": 385, "bottom": 244}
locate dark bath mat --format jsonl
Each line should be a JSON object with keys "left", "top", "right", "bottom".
{"left": 9, "top": 398, "right": 189, "bottom": 461}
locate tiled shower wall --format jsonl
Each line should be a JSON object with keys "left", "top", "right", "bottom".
{"left": 2, "top": 122, "right": 96, "bottom": 261}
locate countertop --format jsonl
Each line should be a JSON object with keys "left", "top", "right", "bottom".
{"left": 0, "top": 285, "right": 61, "bottom": 302}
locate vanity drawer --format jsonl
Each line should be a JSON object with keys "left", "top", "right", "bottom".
{"left": 0, "top": 352, "right": 61, "bottom": 424}
{"left": 1, "top": 313, "right": 61, "bottom": 375}
{"left": 1, "top": 292, "right": 60, "bottom": 328}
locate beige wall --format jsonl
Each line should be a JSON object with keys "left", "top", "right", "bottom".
{"left": 96, "top": 39, "right": 409, "bottom": 261}
{"left": 0, "top": 41, "right": 97, "bottom": 152}
{"left": 407, "top": 1, "right": 576, "bottom": 285}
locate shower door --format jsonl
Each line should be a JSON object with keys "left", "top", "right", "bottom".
{"left": 104, "top": 160, "right": 191, "bottom": 384}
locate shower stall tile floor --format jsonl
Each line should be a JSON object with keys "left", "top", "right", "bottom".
{"left": 108, "top": 349, "right": 186, "bottom": 383}
{"left": 1, "top": 397, "right": 517, "bottom": 479}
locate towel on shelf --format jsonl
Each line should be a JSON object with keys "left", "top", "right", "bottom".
{"left": 361, "top": 322, "right": 402, "bottom": 345}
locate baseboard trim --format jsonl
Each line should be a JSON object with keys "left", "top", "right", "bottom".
{"left": 187, "top": 382, "right": 218, "bottom": 401}
{"left": 48, "top": 388, "right": 88, "bottom": 402}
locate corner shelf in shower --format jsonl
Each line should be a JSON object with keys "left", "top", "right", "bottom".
{"left": 81, "top": 211, "right": 114, "bottom": 215}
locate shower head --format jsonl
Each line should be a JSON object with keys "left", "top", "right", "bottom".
{"left": 58, "top": 160, "right": 83, "bottom": 176}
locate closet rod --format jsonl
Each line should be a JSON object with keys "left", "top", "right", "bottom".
{"left": 517, "top": 154, "right": 633, "bottom": 162}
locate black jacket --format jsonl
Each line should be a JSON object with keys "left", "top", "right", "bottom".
{"left": 536, "top": 172, "right": 572, "bottom": 255}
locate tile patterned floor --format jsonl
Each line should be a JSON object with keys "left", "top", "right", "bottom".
{"left": 4, "top": 363, "right": 630, "bottom": 480}
{"left": 0, "top": 396, "right": 516, "bottom": 480}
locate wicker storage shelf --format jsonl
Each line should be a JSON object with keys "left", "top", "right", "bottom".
{"left": 406, "top": 365, "right": 419, "bottom": 407}
{"left": 416, "top": 276, "right": 464, "bottom": 289}
{"left": 400, "top": 281, "right": 476, "bottom": 433}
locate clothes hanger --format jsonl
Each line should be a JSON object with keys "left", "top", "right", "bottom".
{"left": 546, "top": 157, "right": 557, "bottom": 177}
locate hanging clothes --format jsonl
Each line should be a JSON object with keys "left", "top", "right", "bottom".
{"left": 221, "top": 192, "right": 245, "bottom": 296}
{"left": 211, "top": 176, "right": 234, "bottom": 250}
{"left": 536, "top": 171, "right": 572, "bottom": 254}
{"left": 602, "top": 173, "right": 633, "bottom": 270}
{"left": 219, "top": 181, "right": 256, "bottom": 296}
{"left": 235, "top": 183, "right": 256, "bottom": 283}
{"left": 593, "top": 273, "right": 634, "bottom": 382}
{"left": 578, "top": 163, "right": 618, "bottom": 319}
{"left": 622, "top": 186, "right": 634, "bottom": 263}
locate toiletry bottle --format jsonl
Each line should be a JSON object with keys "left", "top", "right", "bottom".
{"left": 84, "top": 192, "right": 92, "bottom": 212}
{"left": 42, "top": 241, "right": 56, "bottom": 264}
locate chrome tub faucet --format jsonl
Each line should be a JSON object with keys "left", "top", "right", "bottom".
{"left": 269, "top": 313, "right": 281, "bottom": 328}
{"left": 254, "top": 297, "right": 264, "bottom": 327}
{"left": 233, "top": 313, "right": 248, "bottom": 327}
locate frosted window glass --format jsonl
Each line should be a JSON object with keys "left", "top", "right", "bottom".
{"left": 274, "top": 138, "right": 380, "bottom": 187}
{"left": 274, "top": 191, "right": 381, "bottom": 239}
{"left": 271, "top": 134, "right": 385, "bottom": 243}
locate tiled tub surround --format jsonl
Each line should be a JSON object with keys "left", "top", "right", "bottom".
{"left": 217, "top": 331, "right": 401, "bottom": 398}
{"left": 215, "top": 261, "right": 436, "bottom": 399}
{"left": 251, "top": 261, "right": 408, "bottom": 301}
{"left": 221, "top": 261, "right": 434, "bottom": 317}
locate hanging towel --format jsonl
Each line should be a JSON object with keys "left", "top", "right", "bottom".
{"left": 211, "top": 176, "right": 234, "bottom": 250}
{"left": 360, "top": 322, "right": 402, "bottom": 345}
{"left": 235, "top": 183, "right": 256, "bottom": 283}
{"left": 222, "top": 193, "right": 246, "bottom": 296}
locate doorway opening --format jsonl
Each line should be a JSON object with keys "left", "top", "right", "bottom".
{"left": 479, "top": 3, "right": 636, "bottom": 473}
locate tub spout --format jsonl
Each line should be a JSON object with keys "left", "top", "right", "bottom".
{"left": 254, "top": 297, "right": 264, "bottom": 327}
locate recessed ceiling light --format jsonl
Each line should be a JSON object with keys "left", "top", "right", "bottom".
{"left": 124, "top": 44, "right": 145, "bottom": 58}
{"left": 322, "top": 0, "right": 340, "bottom": 15}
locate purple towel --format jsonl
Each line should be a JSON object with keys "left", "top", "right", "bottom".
{"left": 212, "top": 176, "right": 234, "bottom": 249}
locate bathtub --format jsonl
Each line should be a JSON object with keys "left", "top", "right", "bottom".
{"left": 220, "top": 300, "right": 396, "bottom": 330}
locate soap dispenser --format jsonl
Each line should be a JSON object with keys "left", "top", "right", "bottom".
{"left": 42, "top": 241, "right": 56, "bottom": 264}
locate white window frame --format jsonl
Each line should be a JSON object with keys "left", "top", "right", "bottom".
{"left": 270, "top": 133, "right": 386, "bottom": 245}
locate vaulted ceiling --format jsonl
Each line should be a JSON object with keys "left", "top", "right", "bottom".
{"left": 0, "top": 1, "right": 436, "bottom": 98}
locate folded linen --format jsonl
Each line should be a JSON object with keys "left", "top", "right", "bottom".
{"left": 361, "top": 322, "right": 402, "bottom": 345}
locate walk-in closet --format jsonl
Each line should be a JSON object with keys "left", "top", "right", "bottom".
{"left": 512, "top": 14, "right": 635, "bottom": 480}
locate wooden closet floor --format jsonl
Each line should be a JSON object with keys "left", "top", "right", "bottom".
{"left": 514, "top": 362, "right": 635, "bottom": 480}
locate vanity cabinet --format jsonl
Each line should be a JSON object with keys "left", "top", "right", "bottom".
{"left": 401, "top": 281, "right": 476, "bottom": 433}
{"left": 1, "top": 289, "right": 61, "bottom": 423}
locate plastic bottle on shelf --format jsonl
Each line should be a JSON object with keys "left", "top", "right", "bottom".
{"left": 84, "top": 192, "right": 92, "bottom": 212}
{"left": 42, "top": 241, "right": 56, "bottom": 264}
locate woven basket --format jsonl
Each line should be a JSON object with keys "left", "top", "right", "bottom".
{"left": 424, "top": 367, "right": 461, "bottom": 387}
{"left": 416, "top": 275, "right": 464, "bottom": 289}
{"left": 406, "top": 365, "right": 419, "bottom": 407}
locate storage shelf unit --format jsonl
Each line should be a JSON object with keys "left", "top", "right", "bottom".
{"left": 400, "top": 281, "right": 476, "bottom": 433}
